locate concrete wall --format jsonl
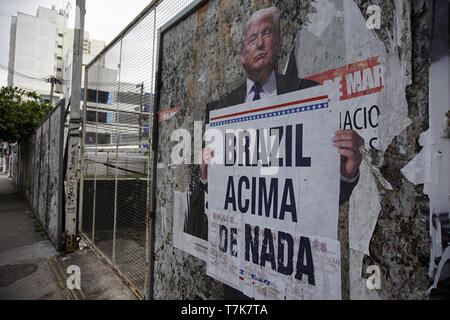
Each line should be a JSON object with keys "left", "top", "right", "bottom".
{"left": 11, "top": 103, "right": 65, "bottom": 252}
{"left": 356, "top": 0, "right": 431, "bottom": 299}
{"left": 153, "top": 0, "right": 431, "bottom": 299}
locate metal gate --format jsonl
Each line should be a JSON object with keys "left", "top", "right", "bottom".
{"left": 78, "top": 0, "right": 195, "bottom": 299}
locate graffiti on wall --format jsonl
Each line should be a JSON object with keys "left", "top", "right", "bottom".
{"left": 14, "top": 103, "right": 65, "bottom": 251}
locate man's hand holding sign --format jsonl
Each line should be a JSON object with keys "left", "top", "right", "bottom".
{"left": 185, "top": 6, "right": 364, "bottom": 300}
{"left": 333, "top": 129, "right": 364, "bottom": 180}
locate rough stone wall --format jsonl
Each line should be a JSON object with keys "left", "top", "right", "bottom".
{"left": 155, "top": 2, "right": 224, "bottom": 299}
{"left": 154, "top": 0, "right": 430, "bottom": 299}
{"left": 361, "top": 0, "right": 431, "bottom": 299}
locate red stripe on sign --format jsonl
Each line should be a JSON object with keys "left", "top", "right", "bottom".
{"left": 305, "top": 56, "right": 383, "bottom": 101}
{"left": 210, "top": 95, "right": 328, "bottom": 121}
{"left": 158, "top": 105, "right": 181, "bottom": 123}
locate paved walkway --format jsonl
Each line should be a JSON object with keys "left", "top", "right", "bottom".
{"left": 0, "top": 173, "right": 137, "bottom": 300}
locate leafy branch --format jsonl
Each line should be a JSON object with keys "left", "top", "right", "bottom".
{"left": 0, "top": 86, "right": 53, "bottom": 143}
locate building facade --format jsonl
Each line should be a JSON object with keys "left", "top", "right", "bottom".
{"left": 8, "top": 6, "right": 105, "bottom": 105}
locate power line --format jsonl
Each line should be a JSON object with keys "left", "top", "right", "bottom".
{"left": 0, "top": 64, "right": 157, "bottom": 97}
{"left": 0, "top": 64, "right": 70, "bottom": 86}
{"left": 0, "top": 63, "right": 49, "bottom": 82}
{"left": 0, "top": 64, "right": 148, "bottom": 88}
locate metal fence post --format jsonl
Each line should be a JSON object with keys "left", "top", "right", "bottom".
{"left": 78, "top": 68, "right": 88, "bottom": 237}
{"left": 146, "top": 2, "right": 158, "bottom": 300}
{"left": 65, "top": 0, "right": 86, "bottom": 252}
{"left": 112, "top": 37, "right": 124, "bottom": 266}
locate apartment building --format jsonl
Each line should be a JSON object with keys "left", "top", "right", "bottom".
{"left": 8, "top": 6, "right": 105, "bottom": 105}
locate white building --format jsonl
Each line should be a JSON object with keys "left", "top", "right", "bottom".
{"left": 8, "top": 6, "right": 105, "bottom": 105}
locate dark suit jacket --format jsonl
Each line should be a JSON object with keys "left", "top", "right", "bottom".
{"left": 184, "top": 72, "right": 358, "bottom": 241}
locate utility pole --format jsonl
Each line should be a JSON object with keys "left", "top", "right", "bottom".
{"left": 48, "top": 76, "right": 60, "bottom": 106}
{"left": 64, "top": 0, "right": 85, "bottom": 253}
{"left": 49, "top": 76, "right": 55, "bottom": 106}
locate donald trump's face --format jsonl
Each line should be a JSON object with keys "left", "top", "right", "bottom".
{"left": 240, "top": 11, "right": 280, "bottom": 85}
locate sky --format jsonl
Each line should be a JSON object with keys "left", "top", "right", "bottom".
{"left": 0, "top": 0, "right": 152, "bottom": 86}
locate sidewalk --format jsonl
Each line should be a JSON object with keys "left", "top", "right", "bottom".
{"left": 0, "top": 173, "right": 137, "bottom": 300}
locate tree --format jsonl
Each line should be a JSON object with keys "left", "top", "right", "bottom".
{"left": 0, "top": 86, "right": 53, "bottom": 143}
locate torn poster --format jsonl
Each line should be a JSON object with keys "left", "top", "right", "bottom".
{"left": 305, "top": 56, "right": 383, "bottom": 150}
{"left": 173, "top": 190, "right": 209, "bottom": 261}
{"left": 205, "top": 85, "right": 342, "bottom": 299}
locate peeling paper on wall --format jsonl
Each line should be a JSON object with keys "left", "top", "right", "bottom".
{"left": 305, "top": 0, "right": 342, "bottom": 38}
{"left": 349, "top": 158, "right": 381, "bottom": 255}
{"left": 401, "top": 127, "right": 448, "bottom": 281}
{"left": 347, "top": 0, "right": 412, "bottom": 299}
{"left": 428, "top": 247, "right": 450, "bottom": 294}
{"left": 401, "top": 130, "right": 439, "bottom": 278}
{"left": 349, "top": 249, "right": 380, "bottom": 300}
{"left": 401, "top": 130, "right": 431, "bottom": 195}
{"left": 172, "top": 190, "right": 208, "bottom": 261}
{"left": 296, "top": 0, "right": 412, "bottom": 299}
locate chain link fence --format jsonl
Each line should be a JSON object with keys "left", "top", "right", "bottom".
{"left": 79, "top": 0, "right": 195, "bottom": 299}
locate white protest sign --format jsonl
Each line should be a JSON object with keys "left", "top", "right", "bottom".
{"left": 206, "top": 85, "right": 342, "bottom": 300}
